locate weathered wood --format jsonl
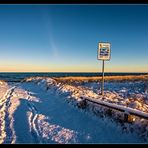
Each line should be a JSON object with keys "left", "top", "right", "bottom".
{"left": 124, "top": 113, "right": 129, "bottom": 122}
{"left": 85, "top": 97, "right": 148, "bottom": 120}
{"left": 78, "top": 99, "right": 87, "bottom": 109}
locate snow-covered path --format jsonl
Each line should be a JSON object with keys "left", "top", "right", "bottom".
{"left": 0, "top": 79, "right": 145, "bottom": 143}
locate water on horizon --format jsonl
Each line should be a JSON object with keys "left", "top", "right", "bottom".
{"left": 0, "top": 72, "right": 148, "bottom": 82}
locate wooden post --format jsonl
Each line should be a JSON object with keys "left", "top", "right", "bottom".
{"left": 124, "top": 113, "right": 129, "bottom": 122}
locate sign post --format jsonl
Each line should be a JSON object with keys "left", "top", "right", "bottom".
{"left": 98, "top": 42, "right": 111, "bottom": 96}
{"left": 102, "top": 60, "right": 105, "bottom": 96}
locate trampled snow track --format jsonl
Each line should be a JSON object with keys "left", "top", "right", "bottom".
{"left": 26, "top": 91, "right": 43, "bottom": 143}
{"left": 24, "top": 84, "right": 78, "bottom": 144}
{"left": 0, "top": 86, "right": 16, "bottom": 143}
{"left": 0, "top": 83, "right": 38, "bottom": 144}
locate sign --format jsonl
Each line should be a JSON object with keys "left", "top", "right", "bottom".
{"left": 98, "top": 42, "right": 111, "bottom": 60}
{"left": 97, "top": 42, "right": 111, "bottom": 96}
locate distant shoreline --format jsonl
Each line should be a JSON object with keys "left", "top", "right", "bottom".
{"left": 0, "top": 72, "right": 148, "bottom": 82}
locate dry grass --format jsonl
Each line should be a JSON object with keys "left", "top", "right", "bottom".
{"left": 53, "top": 74, "right": 148, "bottom": 83}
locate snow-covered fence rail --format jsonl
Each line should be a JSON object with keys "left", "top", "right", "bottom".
{"left": 84, "top": 97, "right": 148, "bottom": 121}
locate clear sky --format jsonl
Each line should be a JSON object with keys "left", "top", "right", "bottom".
{"left": 0, "top": 4, "right": 148, "bottom": 72}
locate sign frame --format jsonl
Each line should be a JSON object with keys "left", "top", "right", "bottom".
{"left": 98, "top": 42, "right": 111, "bottom": 61}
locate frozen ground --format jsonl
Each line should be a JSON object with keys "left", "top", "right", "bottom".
{"left": 0, "top": 77, "right": 148, "bottom": 144}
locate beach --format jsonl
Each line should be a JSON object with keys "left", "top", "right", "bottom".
{"left": 0, "top": 74, "right": 148, "bottom": 143}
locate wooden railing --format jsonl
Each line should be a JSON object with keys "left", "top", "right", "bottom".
{"left": 83, "top": 97, "right": 148, "bottom": 121}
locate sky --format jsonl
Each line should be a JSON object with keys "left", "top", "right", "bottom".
{"left": 0, "top": 4, "right": 148, "bottom": 72}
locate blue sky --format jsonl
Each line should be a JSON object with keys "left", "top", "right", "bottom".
{"left": 0, "top": 4, "right": 148, "bottom": 72}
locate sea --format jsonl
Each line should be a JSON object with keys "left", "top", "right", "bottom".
{"left": 0, "top": 72, "right": 148, "bottom": 82}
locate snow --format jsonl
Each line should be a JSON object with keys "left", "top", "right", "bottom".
{"left": 85, "top": 96, "right": 148, "bottom": 119}
{"left": 0, "top": 77, "right": 148, "bottom": 143}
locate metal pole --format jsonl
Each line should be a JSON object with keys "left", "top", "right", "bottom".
{"left": 101, "top": 60, "right": 105, "bottom": 96}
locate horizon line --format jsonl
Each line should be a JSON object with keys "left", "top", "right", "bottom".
{"left": 0, "top": 71, "right": 148, "bottom": 73}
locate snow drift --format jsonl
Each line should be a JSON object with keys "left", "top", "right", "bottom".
{"left": 0, "top": 77, "right": 148, "bottom": 143}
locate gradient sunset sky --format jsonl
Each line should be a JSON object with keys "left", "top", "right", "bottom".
{"left": 0, "top": 4, "right": 148, "bottom": 72}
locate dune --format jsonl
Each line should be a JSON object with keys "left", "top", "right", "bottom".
{"left": 54, "top": 74, "right": 148, "bottom": 83}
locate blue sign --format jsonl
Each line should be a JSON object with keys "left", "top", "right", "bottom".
{"left": 98, "top": 43, "right": 110, "bottom": 60}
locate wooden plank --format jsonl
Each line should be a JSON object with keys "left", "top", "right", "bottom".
{"left": 84, "top": 97, "right": 148, "bottom": 120}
